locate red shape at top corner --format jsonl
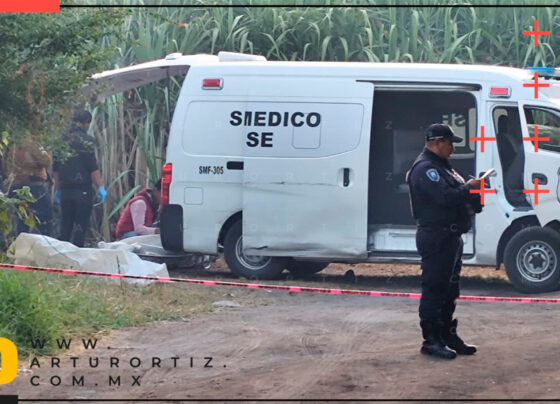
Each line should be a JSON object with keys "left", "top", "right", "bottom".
{"left": 0, "top": 0, "right": 60, "bottom": 13}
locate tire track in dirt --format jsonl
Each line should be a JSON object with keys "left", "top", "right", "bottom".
{"left": 262, "top": 299, "right": 401, "bottom": 398}
{"left": 228, "top": 322, "right": 263, "bottom": 361}
{"left": 326, "top": 304, "right": 410, "bottom": 397}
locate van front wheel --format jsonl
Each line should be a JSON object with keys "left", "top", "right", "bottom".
{"left": 504, "top": 227, "right": 560, "bottom": 293}
{"left": 223, "top": 221, "right": 287, "bottom": 280}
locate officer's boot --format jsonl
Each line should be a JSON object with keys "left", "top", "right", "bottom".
{"left": 442, "top": 319, "right": 477, "bottom": 355}
{"left": 420, "top": 321, "right": 457, "bottom": 360}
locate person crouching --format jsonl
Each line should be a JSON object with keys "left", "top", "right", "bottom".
{"left": 115, "top": 179, "right": 161, "bottom": 240}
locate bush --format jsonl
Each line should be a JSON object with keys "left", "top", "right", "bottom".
{"left": 0, "top": 271, "right": 57, "bottom": 356}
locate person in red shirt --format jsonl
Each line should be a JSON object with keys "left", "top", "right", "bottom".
{"left": 115, "top": 179, "right": 161, "bottom": 240}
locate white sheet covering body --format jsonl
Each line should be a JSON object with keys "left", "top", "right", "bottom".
{"left": 9, "top": 233, "right": 168, "bottom": 284}
{"left": 99, "top": 234, "right": 189, "bottom": 258}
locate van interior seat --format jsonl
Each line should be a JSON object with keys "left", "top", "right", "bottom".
{"left": 497, "top": 115, "right": 516, "bottom": 170}
{"left": 496, "top": 113, "right": 530, "bottom": 208}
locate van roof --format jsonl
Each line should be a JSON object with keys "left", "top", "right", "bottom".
{"left": 83, "top": 52, "right": 538, "bottom": 102}
{"left": 166, "top": 52, "right": 531, "bottom": 81}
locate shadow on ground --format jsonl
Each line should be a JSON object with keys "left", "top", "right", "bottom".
{"left": 167, "top": 264, "right": 548, "bottom": 298}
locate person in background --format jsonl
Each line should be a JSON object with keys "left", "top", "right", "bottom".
{"left": 115, "top": 179, "right": 161, "bottom": 240}
{"left": 3, "top": 135, "right": 53, "bottom": 236}
{"left": 53, "top": 110, "right": 106, "bottom": 247}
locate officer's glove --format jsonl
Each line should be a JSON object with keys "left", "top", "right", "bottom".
{"left": 98, "top": 185, "right": 107, "bottom": 203}
{"left": 54, "top": 190, "right": 61, "bottom": 204}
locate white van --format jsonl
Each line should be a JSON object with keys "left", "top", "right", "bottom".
{"left": 86, "top": 52, "right": 560, "bottom": 293}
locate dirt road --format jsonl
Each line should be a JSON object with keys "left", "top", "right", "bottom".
{"left": 5, "top": 264, "right": 560, "bottom": 401}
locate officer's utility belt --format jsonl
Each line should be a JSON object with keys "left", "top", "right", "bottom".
{"left": 60, "top": 182, "right": 92, "bottom": 190}
{"left": 418, "top": 222, "right": 464, "bottom": 234}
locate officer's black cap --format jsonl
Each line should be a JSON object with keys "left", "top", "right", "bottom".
{"left": 425, "top": 123, "right": 462, "bottom": 143}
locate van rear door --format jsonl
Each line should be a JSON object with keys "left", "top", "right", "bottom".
{"left": 520, "top": 103, "right": 560, "bottom": 225}
{"left": 241, "top": 78, "right": 372, "bottom": 259}
{"left": 81, "top": 54, "right": 217, "bottom": 102}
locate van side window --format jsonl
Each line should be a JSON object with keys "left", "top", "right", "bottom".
{"left": 492, "top": 106, "right": 529, "bottom": 208}
{"left": 523, "top": 107, "right": 560, "bottom": 153}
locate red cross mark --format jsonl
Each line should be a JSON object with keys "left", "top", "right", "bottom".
{"left": 469, "top": 178, "right": 496, "bottom": 206}
{"left": 523, "top": 20, "right": 550, "bottom": 47}
{"left": 523, "top": 125, "right": 550, "bottom": 152}
{"left": 470, "top": 125, "right": 496, "bottom": 153}
{"left": 523, "top": 177, "right": 550, "bottom": 205}
{"left": 523, "top": 72, "right": 550, "bottom": 99}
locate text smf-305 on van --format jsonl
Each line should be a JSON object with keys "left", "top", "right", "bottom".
{"left": 84, "top": 52, "right": 560, "bottom": 294}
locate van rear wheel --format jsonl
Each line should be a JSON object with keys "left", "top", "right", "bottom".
{"left": 287, "top": 260, "right": 329, "bottom": 278}
{"left": 504, "top": 227, "right": 560, "bottom": 293}
{"left": 223, "top": 221, "right": 287, "bottom": 280}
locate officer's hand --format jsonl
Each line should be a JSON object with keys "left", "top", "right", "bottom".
{"left": 467, "top": 178, "right": 481, "bottom": 189}
{"left": 98, "top": 185, "right": 107, "bottom": 203}
{"left": 54, "top": 190, "right": 61, "bottom": 204}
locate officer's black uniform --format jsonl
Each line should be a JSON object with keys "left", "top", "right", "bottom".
{"left": 53, "top": 125, "right": 98, "bottom": 247}
{"left": 406, "top": 124, "right": 482, "bottom": 359}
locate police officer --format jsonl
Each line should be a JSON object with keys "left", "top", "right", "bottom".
{"left": 53, "top": 110, "right": 106, "bottom": 247}
{"left": 406, "top": 123, "right": 482, "bottom": 360}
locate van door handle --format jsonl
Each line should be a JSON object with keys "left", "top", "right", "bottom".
{"left": 227, "top": 161, "right": 244, "bottom": 170}
{"left": 343, "top": 168, "right": 350, "bottom": 187}
{"left": 532, "top": 173, "right": 548, "bottom": 185}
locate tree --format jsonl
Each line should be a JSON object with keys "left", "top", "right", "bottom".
{"left": 0, "top": 9, "right": 125, "bottom": 243}
{"left": 0, "top": 9, "right": 125, "bottom": 140}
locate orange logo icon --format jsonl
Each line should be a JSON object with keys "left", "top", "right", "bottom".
{"left": 0, "top": 338, "right": 18, "bottom": 385}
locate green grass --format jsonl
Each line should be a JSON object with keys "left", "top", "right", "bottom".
{"left": 0, "top": 270, "right": 259, "bottom": 357}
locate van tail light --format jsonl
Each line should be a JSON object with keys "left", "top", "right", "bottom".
{"left": 162, "top": 163, "right": 172, "bottom": 205}
{"left": 202, "top": 78, "right": 223, "bottom": 90}
{"left": 489, "top": 86, "right": 511, "bottom": 98}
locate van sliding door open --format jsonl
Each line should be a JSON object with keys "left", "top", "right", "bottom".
{"left": 241, "top": 80, "right": 373, "bottom": 258}
{"left": 368, "top": 89, "right": 477, "bottom": 255}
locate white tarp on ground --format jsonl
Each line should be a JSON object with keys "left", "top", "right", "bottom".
{"left": 9, "top": 233, "right": 169, "bottom": 284}
{"left": 98, "top": 234, "right": 187, "bottom": 258}
{"left": 100, "top": 235, "right": 214, "bottom": 269}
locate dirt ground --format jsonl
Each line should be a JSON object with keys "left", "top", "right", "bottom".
{"left": 4, "top": 262, "right": 560, "bottom": 402}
